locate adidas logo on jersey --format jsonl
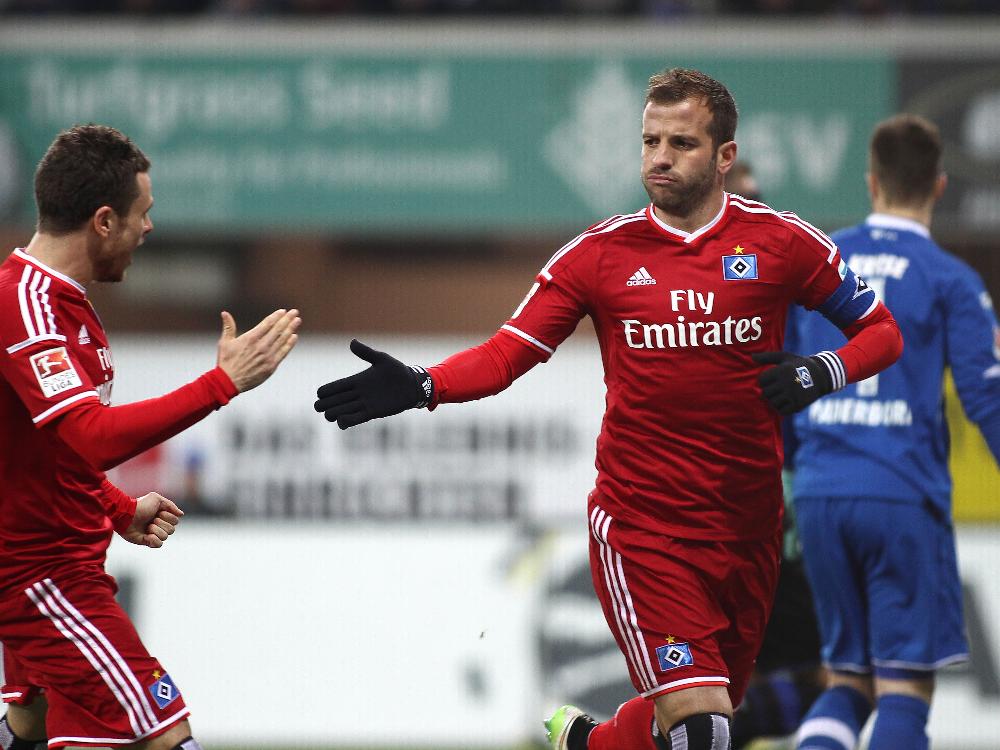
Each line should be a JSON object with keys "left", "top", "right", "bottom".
{"left": 627, "top": 267, "right": 657, "bottom": 286}
{"left": 78, "top": 325, "right": 91, "bottom": 345}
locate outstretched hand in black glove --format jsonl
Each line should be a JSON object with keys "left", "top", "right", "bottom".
{"left": 314, "top": 339, "right": 434, "bottom": 429}
{"left": 752, "top": 350, "right": 845, "bottom": 416}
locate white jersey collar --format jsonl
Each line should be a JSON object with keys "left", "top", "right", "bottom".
{"left": 12, "top": 249, "right": 87, "bottom": 295}
{"left": 865, "top": 213, "right": 930, "bottom": 239}
{"left": 647, "top": 193, "right": 729, "bottom": 244}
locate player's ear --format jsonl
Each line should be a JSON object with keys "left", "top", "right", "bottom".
{"left": 717, "top": 140, "right": 737, "bottom": 174}
{"left": 866, "top": 172, "right": 878, "bottom": 203}
{"left": 934, "top": 172, "right": 947, "bottom": 201}
{"left": 91, "top": 205, "right": 115, "bottom": 239}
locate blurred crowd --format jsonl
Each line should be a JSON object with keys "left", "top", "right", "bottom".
{"left": 0, "top": 0, "right": 994, "bottom": 16}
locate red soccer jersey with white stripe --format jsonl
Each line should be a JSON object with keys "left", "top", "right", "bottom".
{"left": 503, "top": 195, "right": 850, "bottom": 541}
{"left": 0, "top": 249, "right": 120, "bottom": 594}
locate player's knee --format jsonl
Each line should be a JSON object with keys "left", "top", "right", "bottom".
{"left": 874, "top": 670, "right": 934, "bottom": 703}
{"left": 828, "top": 670, "right": 875, "bottom": 704}
{"left": 138, "top": 719, "right": 201, "bottom": 750}
{"left": 653, "top": 712, "right": 731, "bottom": 750}
{"left": 2, "top": 700, "right": 47, "bottom": 745}
{"left": 0, "top": 711, "right": 46, "bottom": 750}
{"left": 143, "top": 736, "right": 203, "bottom": 750}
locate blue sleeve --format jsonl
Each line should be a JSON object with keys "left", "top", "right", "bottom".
{"left": 815, "top": 261, "right": 880, "bottom": 330}
{"left": 945, "top": 264, "right": 1000, "bottom": 464}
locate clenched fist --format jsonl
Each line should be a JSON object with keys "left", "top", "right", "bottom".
{"left": 119, "top": 492, "right": 184, "bottom": 549}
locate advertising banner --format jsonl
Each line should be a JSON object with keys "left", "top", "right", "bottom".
{"left": 899, "top": 59, "right": 1000, "bottom": 232}
{"left": 0, "top": 26, "right": 890, "bottom": 233}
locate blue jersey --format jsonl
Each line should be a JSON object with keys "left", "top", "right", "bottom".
{"left": 787, "top": 213, "right": 1000, "bottom": 513}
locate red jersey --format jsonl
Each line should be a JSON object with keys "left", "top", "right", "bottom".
{"left": 502, "top": 195, "right": 853, "bottom": 541}
{"left": 0, "top": 249, "right": 235, "bottom": 596}
{"left": 0, "top": 250, "right": 127, "bottom": 593}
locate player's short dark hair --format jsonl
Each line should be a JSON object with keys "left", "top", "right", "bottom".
{"left": 870, "top": 114, "right": 942, "bottom": 206}
{"left": 645, "top": 68, "right": 738, "bottom": 148}
{"left": 35, "top": 124, "right": 150, "bottom": 235}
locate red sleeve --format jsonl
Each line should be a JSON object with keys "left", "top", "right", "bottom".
{"left": 428, "top": 330, "right": 547, "bottom": 405}
{"left": 50, "top": 367, "right": 238, "bottom": 471}
{"left": 426, "top": 231, "right": 598, "bottom": 405}
{"left": 835, "top": 301, "right": 903, "bottom": 383}
{"left": 100, "top": 479, "right": 138, "bottom": 534}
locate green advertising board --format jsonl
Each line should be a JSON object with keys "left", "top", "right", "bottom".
{"left": 0, "top": 29, "right": 893, "bottom": 234}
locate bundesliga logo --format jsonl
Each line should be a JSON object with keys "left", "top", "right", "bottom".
{"left": 29, "top": 347, "right": 84, "bottom": 398}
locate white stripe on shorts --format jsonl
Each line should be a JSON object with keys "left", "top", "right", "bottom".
{"left": 48, "top": 705, "right": 191, "bottom": 747}
{"left": 26, "top": 578, "right": 158, "bottom": 735}
{"left": 589, "top": 505, "right": 659, "bottom": 691}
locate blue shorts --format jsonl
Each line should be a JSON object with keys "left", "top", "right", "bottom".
{"left": 795, "top": 496, "right": 968, "bottom": 677}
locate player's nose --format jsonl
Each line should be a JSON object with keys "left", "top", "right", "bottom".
{"left": 650, "top": 146, "right": 673, "bottom": 168}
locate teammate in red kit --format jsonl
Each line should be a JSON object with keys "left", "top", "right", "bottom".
{"left": 313, "top": 69, "right": 902, "bottom": 750}
{"left": 0, "top": 125, "right": 300, "bottom": 750}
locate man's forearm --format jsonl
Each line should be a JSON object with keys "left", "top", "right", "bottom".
{"left": 429, "top": 330, "right": 546, "bottom": 406}
{"left": 53, "top": 367, "right": 237, "bottom": 471}
{"left": 835, "top": 303, "right": 904, "bottom": 383}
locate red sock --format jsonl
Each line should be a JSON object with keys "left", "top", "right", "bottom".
{"left": 588, "top": 696, "right": 657, "bottom": 750}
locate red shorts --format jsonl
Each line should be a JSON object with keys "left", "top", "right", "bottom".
{"left": 588, "top": 491, "right": 780, "bottom": 708}
{"left": 0, "top": 568, "right": 190, "bottom": 748}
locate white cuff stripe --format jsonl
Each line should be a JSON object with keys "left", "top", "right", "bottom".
{"left": 500, "top": 324, "right": 554, "bottom": 355}
{"left": 31, "top": 391, "right": 99, "bottom": 423}
{"left": 795, "top": 717, "right": 857, "bottom": 750}
{"left": 6, "top": 333, "right": 68, "bottom": 354}
{"left": 815, "top": 350, "right": 846, "bottom": 391}
{"left": 873, "top": 652, "right": 970, "bottom": 670}
{"left": 409, "top": 366, "right": 431, "bottom": 408}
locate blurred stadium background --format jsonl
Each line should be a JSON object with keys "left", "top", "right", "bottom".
{"left": 0, "top": 5, "right": 998, "bottom": 749}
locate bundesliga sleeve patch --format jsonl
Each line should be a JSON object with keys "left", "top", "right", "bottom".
{"left": 29, "top": 347, "right": 83, "bottom": 398}
{"left": 147, "top": 671, "right": 180, "bottom": 709}
{"left": 655, "top": 640, "right": 695, "bottom": 671}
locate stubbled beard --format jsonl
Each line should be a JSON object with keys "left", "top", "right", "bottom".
{"left": 92, "top": 250, "right": 128, "bottom": 282}
{"left": 643, "top": 158, "right": 717, "bottom": 218}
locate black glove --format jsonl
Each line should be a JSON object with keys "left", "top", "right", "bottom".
{"left": 314, "top": 339, "right": 434, "bottom": 429}
{"left": 752, "top": 350, "right": 845, "bottom": 416}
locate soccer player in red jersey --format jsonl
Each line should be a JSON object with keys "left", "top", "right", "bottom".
{"left": 314, "top": 69, "right": 902, "bottom": 750}
{"left": 0, "top": 125, "right": 300, "bottom": 750}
